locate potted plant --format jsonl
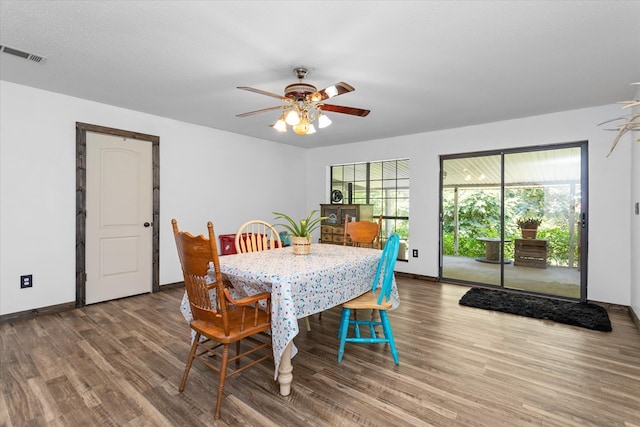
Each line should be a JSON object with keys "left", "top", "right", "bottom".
{"left": 273, "top": 210, "right": 326, "bottom": 255}
{"left": 517, "top": 217, "right": 542, "bottom": 239}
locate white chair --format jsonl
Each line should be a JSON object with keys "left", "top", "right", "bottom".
{"left": 235, "top": 220, "right": 282, "bottom": 253}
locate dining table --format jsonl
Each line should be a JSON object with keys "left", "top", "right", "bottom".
{"left": 181, "top": 242, "right": 399, "bottom": 396}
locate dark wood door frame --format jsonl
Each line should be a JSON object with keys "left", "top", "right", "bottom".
{"left": 76, "top": 122, "right": 160, "bottom": 307}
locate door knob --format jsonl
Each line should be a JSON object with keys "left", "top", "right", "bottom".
{"left": 144, "top": 222, "right": 152, "bottom": 227}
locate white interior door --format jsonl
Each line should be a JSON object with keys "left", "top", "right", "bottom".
{"left": 86, "top": 132, "right": 153, "bottom": 304}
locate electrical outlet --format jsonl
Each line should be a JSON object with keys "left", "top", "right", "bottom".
{"left": 412, "top": 249, "right": 418, "bottom": 258}
{"left": 20, "top": 274, "right": 33, "bottom": 289}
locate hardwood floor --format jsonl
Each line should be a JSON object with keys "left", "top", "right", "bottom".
{"left": 1, "top": 278, "right": 639, "bottom": 426}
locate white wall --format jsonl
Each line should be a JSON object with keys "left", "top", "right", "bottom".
{"left": 1, "top": 80, "right": 634, "bottom": 315}
{"left": 0, "top": 81, "right": 307, "bottom": 316}
{"left": 306, "top": 105, "right": 633, "bottom": 306}
{"left": 630, "top": 85, "right": 640, "bottom": 318}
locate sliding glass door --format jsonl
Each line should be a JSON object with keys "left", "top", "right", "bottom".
{"left": 440, "top": 143, "right": 587, "bottom": 301}
{"left": 441, "top": 154, "right": 504, "bottom": 286}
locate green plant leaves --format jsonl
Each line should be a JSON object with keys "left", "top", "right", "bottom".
{"left": 273, "top": 210, "right": 327, "bottom": 237}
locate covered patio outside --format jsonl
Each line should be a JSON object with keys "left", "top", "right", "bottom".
{"left": 441, "top": 145, "right": 585, "bottom": 300}
{"left": 442, "top": 255, "right": 580, "bottom": 298}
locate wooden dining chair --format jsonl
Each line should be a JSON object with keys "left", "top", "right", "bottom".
{"left": 343, "top": 214, "right": 382, "bottom": 249}
{"left": 235, "top": 220, "right": 282, "bottom": 253}
{"left": 172, "top": 219, "right": 272, "bottom": 420}
{"left": 337, "top": 233, "right": 401, "bottom": 364}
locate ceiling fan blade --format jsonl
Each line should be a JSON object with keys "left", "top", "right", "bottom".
{"left": 316, "top": 82, "right": 355, "bottom": 101}
{"left": 320, "top": 103, "right": 370, "bottom": 117}
{"left": 237, "top": 86, "right": 286, "bottom": 101}
{"left": 236, "top": 106, "right": 284, "bottom": 118}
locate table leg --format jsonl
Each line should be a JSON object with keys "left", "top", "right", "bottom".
{"left": 278, "top": 341, "right": 293, "bottom": 396}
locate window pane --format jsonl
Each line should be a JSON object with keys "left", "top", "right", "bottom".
{"left": 383, "top": 161, "right": 397, "bottom": 178}
{"left": 383, "top": 198, "right": 395, "bottom": 216}
{"left": 332, "top": 166, "right": 344, "bottom": 182}
{"left": 354, "top": 163, "right": 367, "bottom": 181}
{"left": 343, "top": 164, "right": 355, "bottom": 182}
{"left": 397, "top": 178, "right": 409, "bottom": 190}
{"left": 353, "top": 197, "right": 367, "bottom": 205}
{"left": 330, "top": 158, "right": 409, "bottom": 259}
{"left": 397, "top": 160, "right": 410, "bottom": 179}
{"left": 353, "top": 187, "right": 367, "bottom": 200}
{"left": 370, "top": 162, "right": 383, "bottom": 180}
{"left": 382, "top": 179, "right": 397, "bottom": 190}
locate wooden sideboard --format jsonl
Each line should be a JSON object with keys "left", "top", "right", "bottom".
{"left": 514, "top": 238, "right": 548, "bottom": 268}
{"left": 319, "top": 204, "right": 373, "bottom": 245}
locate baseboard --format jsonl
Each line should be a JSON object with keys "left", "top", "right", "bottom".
{"left": 0, "top": 301, "right": 77, "bottom": 324}
{"left": 630, "top": 306, "right": 640, "bottom": 331}
{"left": 4, "top": 279, "right": 637, "bottom": 332}
{"left": 396, "top": 272, "right": 438, "bottom": 282}
{"left": 159, "top": 281, "right": 184, "bottom": 290}
{"left": 0, "top": 282, "right": 185, "bottom": 324}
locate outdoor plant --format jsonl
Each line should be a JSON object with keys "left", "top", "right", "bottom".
{"left": 273, "top": 210, "right": 326, "bottom": 238}
{"left": 517, "top": 217, "right": 542, "bottom": 229}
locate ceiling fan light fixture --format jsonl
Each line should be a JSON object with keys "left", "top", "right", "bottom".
{"left": 318, "top": 113, "right": 332, "bottom": 129}
{"left": 237, "top": 68, "right": 370, "bottom": 137}
{"left": 285, "top": 109, "right": 301, "bottom": 125}
{"left": 293, "top": 119, "right": 311, "bottom": 135}
{"left": 273, "top": 117, "right": 287, "bottom": 132}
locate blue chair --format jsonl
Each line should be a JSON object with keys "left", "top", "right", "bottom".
{"left": 337, "top": 233, "right": 400, "bottom": 364}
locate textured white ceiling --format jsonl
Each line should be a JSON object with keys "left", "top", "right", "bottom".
{"left": 1, "top": 1, "right": 639, "bottom": 148}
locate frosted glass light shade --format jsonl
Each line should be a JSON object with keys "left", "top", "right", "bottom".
{"left": 325, "top": 85, "right": 338, "bottom": 98}
{"left": 318, "top": 114, "right": 332, "bottom": 129}
{"left": 293, "top": 120, "right": 310, "bottom": 135}
{"left": 273, "top": 118, "right": 287, "bottom": 132}
{"left": 284, "top": 110, "right": 300, "bottom": 126}
{"left": 285, "top": 109, "right": 301, "bottom": 125}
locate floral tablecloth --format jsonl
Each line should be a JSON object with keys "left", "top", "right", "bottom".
{"left": 181, "top": 243, "right": 399, "bottom": 380}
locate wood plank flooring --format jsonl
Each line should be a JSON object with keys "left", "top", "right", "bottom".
{"left": 1, "top": 278, "right": 639, "bottom": 426}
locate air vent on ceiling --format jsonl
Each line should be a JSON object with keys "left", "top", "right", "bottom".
{"left": 0, "top": 45, "right": 47, "bottom": 63}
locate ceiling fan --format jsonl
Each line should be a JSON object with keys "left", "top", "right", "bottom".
{"left": 236, "top": 67, "right": 370, "bottom": 135}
